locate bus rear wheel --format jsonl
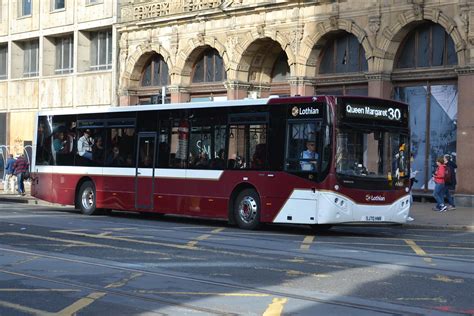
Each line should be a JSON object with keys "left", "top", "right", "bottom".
{"left": 234, "top": 189, "right": 261, "bottom": 230}
{"left": 77, "top": 181, "right": 97, "bottom": 215}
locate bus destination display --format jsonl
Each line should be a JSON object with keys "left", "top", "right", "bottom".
{"left": 344, "top": 103, "right": 406, "bottom": 123}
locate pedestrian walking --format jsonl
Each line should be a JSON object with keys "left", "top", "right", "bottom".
{"left": 13, "top": 154, "right": 29, "bottom": 196}
{"left": 407, "top": 153, "right": 418, "bottom": 221}
{"left": 443, "top": 154, "right": 457, "bottom": 210}
{"left": 432, "top": 156, "right": 448, "bottom": 212}
{"left": 3, "top": 154, "right": 16, "bottom": 194}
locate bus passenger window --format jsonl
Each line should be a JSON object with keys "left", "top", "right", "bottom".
{"left": 169, "top": 119, "right": 189, "bottom": 168}
{"left": 227, "top": 124, "right": 267, "bottom": 170}
{"left": 52, "top": 115, "right": 76, "bottom": 166}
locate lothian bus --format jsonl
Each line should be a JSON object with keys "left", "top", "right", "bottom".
{"left": 31, "top": 96, "right": 411, "bottom": 230}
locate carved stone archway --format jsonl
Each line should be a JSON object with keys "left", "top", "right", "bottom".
{"left": 379, "top": 7, "right": 466, "bottom": 73}
{"left": 174, "top": 36, "right": 228, "bottom": 87}
{"left": 121, "top": 42, "right": 173, "bottom": 91}
{"left": 231, "top": 28, "right": 295, "bottom": 83}
{"left": 300, "top": 18, "right": 372, "bottom": 77}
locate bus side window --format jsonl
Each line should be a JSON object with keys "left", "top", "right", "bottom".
{"left": 168, "top": 119, "right": 189, "bottom": 168}
{"left": 227, "top": 124, "right": 267, "bottom": 170}
{"left": 36, "top": 116, "right": 53, "bottom": 166}
{"left": 52, "top": 115, "right": 76, "bottom": 166}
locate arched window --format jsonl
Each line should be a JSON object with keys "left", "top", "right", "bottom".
{"left": 319, "top": 33, "right": 368, "bottom": 74}
{"left": 141, "top": 54, "right": 169, "bottom": 87}
{"left": 192, "top": 49, "right": 226, "bottom": 83}
{"left": 271, "top": 51, "right": 290, "bottom": 82}
{"left": 396, "top": 23, "right": 457, "bottom": 69}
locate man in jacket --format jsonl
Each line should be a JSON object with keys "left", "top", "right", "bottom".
{"left": 443, "top": 154, "right": 457, "bottom": 210}
{"left": 3, "top": 154, "right": 16, "bottom": 193}
{"left": 13, "top": 154, "right": 29, "bottom": 196}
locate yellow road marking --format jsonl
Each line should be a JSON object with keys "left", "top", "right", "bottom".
{"left": 186, "top": 227, "right": 225, "bottom": 248}
{"left": 56, "top": 292, "right": 106, "bottom": 316}
{"left": 0, "top": 288, "right": 79, "bottom": 292}
{"left": 0, "top": 299, "right": 51, "bottom": 316}
{"left": 284, "top": 257, "right": 305, "bottom": 263}
{"left": 1, "top": 233, "right": 201, "bottom": 260}
{"left": 4, "top": 232, "right": 105, "bottom": 248}
{"left": 431, "top": 274, "right": 464, "bottom": 283}
{"left": 97, "top": 232, "right": 113, "bottom": 237}
{"left": 103, "top": 227, "right": 137, "bottom": 231}
{"left": 263, "top": 298, "right": 288, "bottom": 316}
{"left": 12, "top": 256, "right": 40, "bottom": 266}
{"left": 105, "top": 272, "right": 143, "bottom": 289}
{"left": 52, "top": 230, "right": 204, "bottom": 250}
{"left": 300, "top": 235, "right": 315, "bottom": 250}
{"left": 397, "top": 297, "right": 447, "bottom": 303}
{"left": 134, "top": 290, "right": 269, "bottom": 297}
{"left": 404, "top": 239, "right": 434, "bottom": 264}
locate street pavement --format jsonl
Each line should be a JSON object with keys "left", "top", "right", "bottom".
{"left": 0, "top": 180, "right": 473, "bottom": 231}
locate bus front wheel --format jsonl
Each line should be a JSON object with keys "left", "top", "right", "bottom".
{"left": 77, "top": 181, "right": 97, "bottom": 215}
{"left": 234, "top": 189, "right": 261, "bottom": 230}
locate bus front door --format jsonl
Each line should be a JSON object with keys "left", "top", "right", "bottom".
{"left": 135, "top": 133, "right": 156, "bottom": 209}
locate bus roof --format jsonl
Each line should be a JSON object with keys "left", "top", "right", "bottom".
{"left": 36, "top": 98, "right": 274, "bottom": 116}
{"left": 36, "top": 95, "right": 407, "bottom": 117}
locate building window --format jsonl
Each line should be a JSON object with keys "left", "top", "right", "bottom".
{"left": 23, "top": 40, "right": 39, "bottom": 77}
{"left": 55, "top": 36, "right": 73, "bottom": 74}
{"left": 396, "top": 23, "right": 457, "bottom": 69}
{"left": 319, "top": 33, "right": 368, "bottom": 74}
{"left": 394, "top": 84, "right": 457, "bottom": 191}
{"left": 0, "top": 45, "right": 7, "bottom": 80}
{"left": 19, "top": 0, "right": 32, "bottom": 16}
{"left": 87, "top": 0, "right": 102, "bottom": 4}
{"left": 141, "top": 54, "right": 169, "bottom": 87}
{"left": 192, "top": 49, "right": 226, "bottom": 83}
{"left": 52, "top": 0, "right": 64, "bottom": 10}
{"left": 90, "top": 30, "right": 112, "bottom": 70}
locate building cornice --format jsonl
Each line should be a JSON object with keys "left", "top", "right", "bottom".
{"left": 455, "top": 66, "right": 474, "bottom": 76}
{"left": 392, "top": 68, "right": 458, "bottom": 81}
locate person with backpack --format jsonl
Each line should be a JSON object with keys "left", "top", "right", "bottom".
{"left": 13, "top": 154, "right": 29, "bottom": 196}
{"left": 432, "top": 156, "right": 448, "bottom": 212}
{"left": 443, "top": 154, "right": 457, "bottom": 210}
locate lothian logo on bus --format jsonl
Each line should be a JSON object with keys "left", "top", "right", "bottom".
{"left": 365, "top": 194, "right": 385, "bottom": 202}
{"left": 292, "top": 106, "right": 319, "bottom": 117}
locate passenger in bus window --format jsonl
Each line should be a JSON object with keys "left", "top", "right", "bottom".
{"left": 120, "top": 128, "right": 135, "bottom": 157}
{"left": 93, "top": 136, "right": 105, "bottom": 163}
{"left": 195, "top": 152, "right": 209, "bottom": 169}
{"left": 77, "top": 129, "right": 95, "bottom": 160}
{"left": 53, "top": 131, "right": 67, "bottom": 154}
{"left": 251, "top": 144, "right": 266, "bottom": 169}
{"left": 300, "top": 141, "right": 318, "bottom": 171}
{"left": 210, "top": 149, "right": 225, "bottom": 169}
{"left": 106, "top": 146, "right": 125, "bottom": 167}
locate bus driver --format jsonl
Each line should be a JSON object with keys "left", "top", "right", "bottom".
{"left": 300, "top": 141, "right": 318, "bottom": 171}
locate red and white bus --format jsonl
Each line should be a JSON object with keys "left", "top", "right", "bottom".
{"left": 32, "top": 96, "right": 411, "bottom": 230}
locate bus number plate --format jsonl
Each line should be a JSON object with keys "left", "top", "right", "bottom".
{"left": 364, "top": 216, "right": 383, "bottom": 222}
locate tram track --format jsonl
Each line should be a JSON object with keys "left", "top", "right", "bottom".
{"left": 0, "top": 246, "right": 428, "bottom": 316}
{"left": 1, "top": 215, "right": 473, "bottom": 277}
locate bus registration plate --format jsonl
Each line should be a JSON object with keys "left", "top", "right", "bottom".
{"left": 363, "top": 216, "right": 384, "bottom": 222}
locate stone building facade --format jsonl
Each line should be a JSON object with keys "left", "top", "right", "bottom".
{"left": 117, "top": 0, "right": 474, "bottom": 205}
{"left": 0, "top": 0, "right": 118, "bottom": 156}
